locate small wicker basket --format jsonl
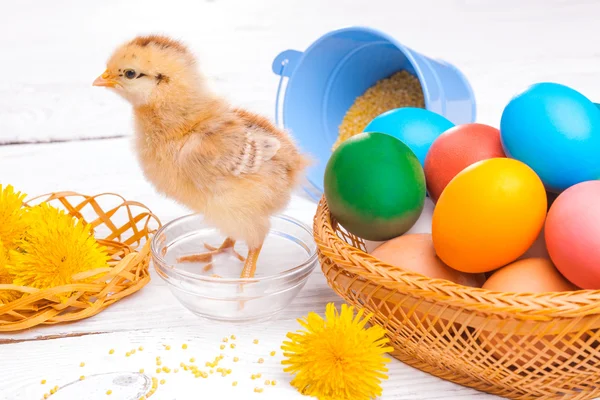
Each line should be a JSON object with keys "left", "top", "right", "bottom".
{"left": 0, "top": 192, "right": 160, "bottom": 332}
{"left": 314, "top": 197, "right": 600, "bottom": 400}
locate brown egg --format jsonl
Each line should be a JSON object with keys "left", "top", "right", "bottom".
{"left": 372, "top": 233, "right": 486, "bottom": 287}
{"left": 480, "top": 258, "right": 581, "bottom": 368}
{"left": 371, "top": 233, "right": 485, "bottom": 340}
{"left": 482, "top": 258, "right": 577, "bottom": 293}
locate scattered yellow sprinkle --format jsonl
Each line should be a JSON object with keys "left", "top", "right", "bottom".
{"left": 253, "top": 339, "right": 259, "bottom": 344}
{"left": 106, "top": 389, "right": 112, "bottom": 395}
{"left": 80, "top": 376, "right": 85, "bottom": 381}
{"left": 165, "top": 345, "right": 171, "bottom": 350}
{"left": 156, "top": 356, "right": 161, "bottom": 360}
{"left": 190, "top": 357, "right": 196, "bottom": 363}
{"left": 139, "top": 346, "right": 144, "bottom": 351}
{"left": 131, "top": 349, "right": 136, "bottom": 354}
{"left": 232, "top": 381, "right": 238, "bottom": 387}
{"left": 140, "top": 397, "right": 146, "bottom": 400}
{"left": 265, "top": 380, "right": 270, "bottom": 385}
{"left": 156, "top": 368, "right": 161, "bottom": 374}
{"left": 174, "top": 368, "right": 179, "bottom": 373}
{"left": 230, "top": 335, "right": 236, "bottom": 340}
{"left": 256, "top": 373, "right": 262, "bottom": 378}
{"left": 80, "top": 362, "right": 85, "bottom": 367}
{"left": 44, "top": 394, "right": 49, "bottom": 399}
{"left": 182, "top": 344, "right": 188, "bottom": 349}
{"left": 270, "top": 351, "right": 276, "bottom": 356}
{"left": 233, "top": 357, "right": 239, "bottom": 362}
{"left": 251, "top": 374, "right": 256, "bottom": 380}
{"left": 162, "top": 366, "right": 170, "bottom": 373}
{"left": 222, "top": 337, "right": 229, "bottom": 343}
{"left": 220, "top": 345, "right": 225, "bottom": 350}
{"left": 160, "top": 379, "right": 166, "bottom": 385}
{"left": 139, "top": 368, "right": 145, "bottom": 373}
{"left": 156, "top": 360, "right": 162, "bottom": 366}
{"left": 41, "top": 379, "right": 46, "bottom": 385}
{"left": 230, "top": 343, "right": 236, "bottom": 349}
{"left": 258, "top": 358, "right": 264, "bottom": 364}
{"left": 218, "top": 355, "right": 224, "bottom": 360}
{"left": 271, "top": 380, "right": 276, "bottom": 386}
{"left": 126, "top": 352, "right": 131, "bottom": 357}
{"left": 254, "top": 387, "right": 264, "bottom": 393}
{"left": 109, "top": 349, "right": 114, "bottom": 355}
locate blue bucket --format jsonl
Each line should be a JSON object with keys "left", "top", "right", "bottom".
{"left": 272, "top": 27, "right": 476, "bottom": 201}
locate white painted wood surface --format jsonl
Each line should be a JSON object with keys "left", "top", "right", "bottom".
{"left": 0, "top": 0, "right": 598, "bottom": 399}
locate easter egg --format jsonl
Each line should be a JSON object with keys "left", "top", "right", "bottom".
{"left": 424, "top": 123, "right": 505, "bottom": 202}
{"left": 545, "top": 180, "right": 600, "bottom": 289}
{"left": 324, "top": 132, "right": 426, "bottom": 241}
{"left": 364, "top": 107, "right": 454, "bottom": 166}
{"left": 500, "top": 82, "right": 600, "bottom": 193}
{"left": 432, "top": 158, "right": 547, "bottom": 273}
{"left": 371, "top": 234, "right": 485, "bottom": 287}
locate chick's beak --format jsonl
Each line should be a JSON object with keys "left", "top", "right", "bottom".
{"left": 93, "top": 70, "right": 118, "bottom": 88}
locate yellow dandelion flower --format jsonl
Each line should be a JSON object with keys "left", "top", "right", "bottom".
{"left": 281, "top": 303, "right": 393, "bottom": 400}
{"left": 0, "top": 184, "right": 28, "bottom": 249}
{"left": 6, "top": 204, "right": 109, "bottom": 291}
{"left": 0, "top": 243, "right": 20, "bottom": 304}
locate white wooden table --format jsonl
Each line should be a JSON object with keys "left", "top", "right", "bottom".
{"left": 1, "top": 0, "right": 598, "bottom": 399}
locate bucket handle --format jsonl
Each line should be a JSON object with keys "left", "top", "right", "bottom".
{"left": 272, "top": 50, "right": 303, "bottom": 127}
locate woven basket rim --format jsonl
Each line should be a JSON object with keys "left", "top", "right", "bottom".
{"left": 314, "top": 196, "right": 600, "bottom": 318}
{"left": 0, "top": 191, "right": 160, "bottom": 331}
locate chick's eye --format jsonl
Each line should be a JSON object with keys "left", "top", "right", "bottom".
{"left": 124, "top": 69, "right": 136, "bottom": 79}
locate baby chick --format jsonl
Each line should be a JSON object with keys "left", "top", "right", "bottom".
{"left": 93, "top": 35, "right": 309, "bottom": 278}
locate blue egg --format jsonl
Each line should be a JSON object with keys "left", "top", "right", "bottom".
{"left": 500, "top": 82, "right": 600, "bottom": 193}
{"left": 363, "top": 107, "right": 454, "bottom": 166}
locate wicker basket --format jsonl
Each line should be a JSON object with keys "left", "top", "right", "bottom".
{"left": 0, "top": 192, "right": 160, "bottom": 332}
{"left": 314, "top": 197, "right": 600, "bottom": 400}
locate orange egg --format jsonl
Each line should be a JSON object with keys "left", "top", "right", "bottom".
{"left": 371, "top": 233, "right": 485, "bottom": 287}
{"left": 432, "top": 158, "right": 547, "bottom": 273}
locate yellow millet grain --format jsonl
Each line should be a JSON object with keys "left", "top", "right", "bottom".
{"left": 270, "top": 351, "right": 276, "bottom": 356}
{"left": 109, "top": 349, "right": 115, "bottom": 355}
{"left": 220, "top": 345, "right": 226, "bottom": 350}
{"left": 106, "top": 389, "right": 112, "bottom": 395}
{"left": 41, "top": 380, "right": 46, "bottom": 385}
{"left": 333, "top": 70, "right": 424, "bottom": 150}
{"left": 230, "top": 335, "right": 236, "bottom": 340}
{"left": 182, "top": 344, "right": 188, "bottom": 350}
{"left": 271, "top": 380, "right": 276, "bottom": 386}
{"left": 232, "top": 381, "right": 238, "bottom": 387}
{"left": 230, "top": 343, "right": 236, "bottom": 349}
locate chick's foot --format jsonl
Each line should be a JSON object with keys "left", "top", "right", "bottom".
{"left": 177, "top": 237, "right": 246, "bottom": 263}
{"left": 240, "top": 245, "right": 263, "bottom": 279}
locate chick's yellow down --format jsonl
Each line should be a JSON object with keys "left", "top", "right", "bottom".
{"left": 93, "top": 35, "right": 309, "bottom": 278}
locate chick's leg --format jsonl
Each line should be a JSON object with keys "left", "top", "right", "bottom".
{"left": 240, "top": 244, "right": 263, "bottom": 279}
{"left": 177, "top": 237, "right": 245, "bottom": 263}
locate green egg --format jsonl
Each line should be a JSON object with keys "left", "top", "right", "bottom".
{"left": 324, "top": 132, "right": 426, "bottom": 241}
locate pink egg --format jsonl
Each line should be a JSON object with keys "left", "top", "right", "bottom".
{"left": 545, "top": 180, "right": 600, "bottom": 289}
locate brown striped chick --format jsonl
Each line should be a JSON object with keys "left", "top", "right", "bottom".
{"left": 93, "top": 35, "right": 309, "bottom": 278}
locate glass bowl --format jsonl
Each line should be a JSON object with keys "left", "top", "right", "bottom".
{"left": 151, "top": 214, "right": 318, "bottom": 323}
